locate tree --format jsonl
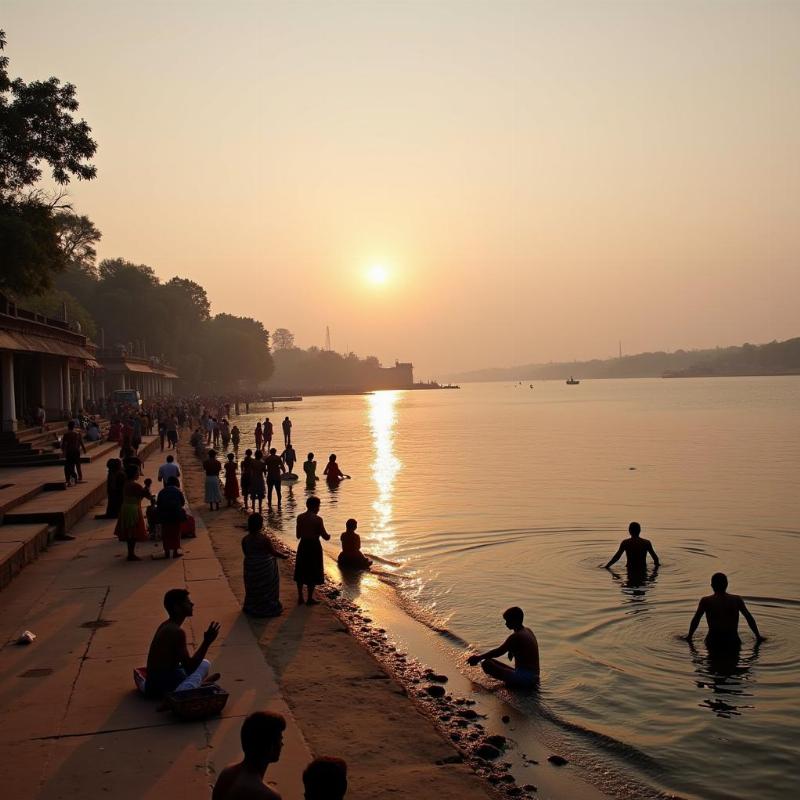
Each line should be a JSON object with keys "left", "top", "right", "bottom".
{"left": 55, "top": 211, "right": 101, "bottom": 269}
{"left": 16, "top": 288, "right": 97, "bottom": 339}
{"left": 0, "top": 30, "right": 97, "bottom": 295}
{"left": 0, "top": 30, "right": 97, "bottom": 196}
{"left": 164, "top": 277, "right": 210, "bottom": 321}
{"left": 0, "top": 197, "right": 63, "bottom": 295}
{"left": 272, "top": 327, "right": 295, "bottom": 350}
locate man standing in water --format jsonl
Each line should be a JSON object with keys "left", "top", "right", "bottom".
{"left": 683, "top": 572, "right": 765, "bottom": 647}
{"left": 282, "top": 415, "right": 292, "bottom": 446}
{"left": 265, "top": 447, "right": 286, "bottom": 510}
{"left": 604, "top": 521, "right": 660, "bottom": 571}
{"left": 467, "top": 607, "right": 539, "bottom": 689}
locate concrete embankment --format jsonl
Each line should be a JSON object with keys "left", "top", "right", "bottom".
{"left": 0, "top": 448, "right": 311, "bottom": 800}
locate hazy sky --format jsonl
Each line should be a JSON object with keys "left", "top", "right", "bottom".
{"left": 5, "top": 1, "right": 798, "bottom": 376}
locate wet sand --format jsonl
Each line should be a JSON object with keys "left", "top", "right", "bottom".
{"left": 179, "top": 440, "right": 607, "bottom": 800}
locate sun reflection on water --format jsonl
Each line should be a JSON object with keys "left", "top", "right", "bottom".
{"left": 368, "top": 391, "right": 402, "bottom": 559}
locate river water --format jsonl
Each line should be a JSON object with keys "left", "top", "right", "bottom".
{"left": 238, "top": 378, "right": 800, "bottom": 800}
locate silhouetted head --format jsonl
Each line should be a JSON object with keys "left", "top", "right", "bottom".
{"left": 711, "top": 572, "right": 728, "bottom": 592}
{"left": 166, "top": 476, "right": 180, "bottom": 488}
{"left": 68, "top": 420, "right": 75, "bottom": 430}
{"left": 248, "top": 513, "right": 264, "bottom": 534}
{"left": 124, "top": 464, "right": 139, "bottom": 480}
{"left": 284, "top": 416, "right": 290, "bottom": 421}
{"left": 106, "top": 458, "right": 121, "bottom": 471}
{"left": 329, "top": 454, "right": 337, "bottom": 462}
{"left": 227, "top": 453, "right": 234, "bottom": 462}
{"left": 241, "top": 711, "right": 286, "bottom": 766}
{"left": 245, "top": 448, "right": 253, "bottom": 457}
{"left": 503, "top": 606, "right": 525, "bottom": 630}
{"left": 346, "top": 518, "right": 357, "bottom": 532}
{"left": 163, "top": 588, "right": 192, "bottom": 618}
{"left": 255, "top": 450, "right": 263, "bottom": 460}
{"left": 256, "top": 422, "right": 262, "bottom": 428}
{"left": 208, "top": 449, "right": 217, "bottom": 458}
{"left": 629, "top": 522, "right": 641, "bottom": 537}
{"left": 306, "top": 496, "right": 321, "bottom": 512}
{"left": 303, "top": 757, "right": 348, "bottom": 800}
{"left": 166, "top": 454, "right": 174, "bottom": 463}
{"left": 270, "top": 448, "right": 277, "bottom": 455}
{"left": 307, "top": 452, "right": 314, "bottom": 460}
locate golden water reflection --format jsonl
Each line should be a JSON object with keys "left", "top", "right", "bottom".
{"left": 368, "top": 391, "right": 401, "bottom": 559}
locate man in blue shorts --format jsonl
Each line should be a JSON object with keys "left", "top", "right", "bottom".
{"left": 468, "top": 606, "right": 540, "bottom": 689}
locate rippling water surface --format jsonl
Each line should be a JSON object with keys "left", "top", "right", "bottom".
{"left": 240, "top": 378, "right": 800, "bottom": 799}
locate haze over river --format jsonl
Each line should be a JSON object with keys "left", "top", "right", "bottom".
{"left": 240, "top": 377, "right": 799, "bottom": 799}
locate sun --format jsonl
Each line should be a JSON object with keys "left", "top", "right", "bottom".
{"left": 366, "top": 264, "right": 390, "bottom": 286}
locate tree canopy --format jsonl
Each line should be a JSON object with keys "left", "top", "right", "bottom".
{"left": 54, "top": 257, "right": 274, "bottom": 390}
{"left": 0, "top": 30, "right": 98, "bottom": 295}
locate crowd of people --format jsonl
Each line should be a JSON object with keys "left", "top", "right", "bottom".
{"left": 44, "top": 393, "right": 769, "bottom": 799}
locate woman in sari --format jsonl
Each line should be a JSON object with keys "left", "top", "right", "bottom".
{"left": 294, "top": 496, "right": 330, "bottom": 605}
{"left": 203, "top": 449, "right": 223, "bottom": 511}
{"left": 115, "top": 464, "right": 152, "bottom": 561}
{"left": 242, "top": 513, "right": 287, "bottom": 617}
{"left": 224, "top": 453, "right": 240, "bottom": 507}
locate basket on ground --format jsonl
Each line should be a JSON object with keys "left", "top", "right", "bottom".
{"left": 166, "top": 685, "right": 229, "bottom": 720}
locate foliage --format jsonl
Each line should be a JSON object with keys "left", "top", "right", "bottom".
{"left": 270, "top": 346, "right": 385, "bottom": 390}
{"left": 55, "top": 211, "right": 101, "bottom": 268}
{"left": 53, "top": 257, "right": 273, "bottom": 390}
{"left": 272, "top": 327, "right": 295, "bottom": 350}
{"left": 0, "top": 30, "right": 97, "bottom": 295}
{"left": 0, "top": 196, "right": 64, "bottom": 295}
{"left": 164, "top": 277, "right": 210, "bottom": 321}
{"left": 15, "top": 287, "right": 97, "bottom": 339}
{"left": 0, "top": 30, "right": 97, "bottom": 195}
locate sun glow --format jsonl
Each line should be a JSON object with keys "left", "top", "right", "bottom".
{"left": 366, "top": 264, "right": 390, "bottom": 285}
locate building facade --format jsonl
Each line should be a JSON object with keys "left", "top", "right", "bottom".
{"left": 0, "top": 295, "right": 99, "bottom": 432}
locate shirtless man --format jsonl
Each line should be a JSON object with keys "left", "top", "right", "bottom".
{"left": 604, "top": 522, "right": 659, "bottom": 571}
{"left": 683, "top": 572, "right": 765, "bottom": 648}
{"left": 145, "top": 588, "right": 220, "bottom": 697}
{"left": 212, "top": 712, "right": 286, "bottom": 800}
{"left": 468, "top": 606, "right": 539, "bottom": 689}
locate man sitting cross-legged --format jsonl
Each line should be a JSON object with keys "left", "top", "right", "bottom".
{"left": 468, "top": 606, "right": 540, "bottom": 689}
{"left": 213, "top": 712, "right": 286, "bottom": 800}
{"left": 145, "top": 588, "right": 220, "bottom": 697}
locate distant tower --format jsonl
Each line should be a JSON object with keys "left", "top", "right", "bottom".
{"left": 619, "top": 340, "right": 622, "bottom": 359}
{"left": 325, "top": 325, "right": 331, "bottom": 352}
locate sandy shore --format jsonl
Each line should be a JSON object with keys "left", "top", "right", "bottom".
{"left": 179, "top": 440, "right": 608, "bottom": 800}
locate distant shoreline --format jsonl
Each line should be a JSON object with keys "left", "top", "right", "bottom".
{"left": 450, "top": 372, "right": 800, "bottom": 384}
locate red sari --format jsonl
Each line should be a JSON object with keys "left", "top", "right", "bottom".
{"left": 224, "top": 461, "right": 240, "bottom": 500}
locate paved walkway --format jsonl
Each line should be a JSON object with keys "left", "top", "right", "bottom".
{"left": 0, "top": 454, "right": 311, "bottom": 799}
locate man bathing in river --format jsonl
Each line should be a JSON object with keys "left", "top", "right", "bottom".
{"left": 683, "top": 572, "right": 765, "bottom": 648}
{"left": 604, "top": 521, "right": 660, "bottom": 571}
{"left": 145, "top": 588, "right": 221, "bottom": 697}
{"left": 468, "top": 606, "right": 539, "bottom": 689}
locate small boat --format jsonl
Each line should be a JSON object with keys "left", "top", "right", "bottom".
{"left": 566, "top": 377, "right": 580, "bottom": 385}
{"left": 440, "top": 383, "right": 461, "bottom": 389}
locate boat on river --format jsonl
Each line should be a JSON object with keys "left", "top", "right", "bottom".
{"left": 566, "top": 377, "right": 580, "bottom": 385}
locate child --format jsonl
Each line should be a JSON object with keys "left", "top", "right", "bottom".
{"left": 224, "top": 453, "right": 240, "bottom": 507}
{"left": 337, "top": 519, "right": 372, "bottom": 571}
